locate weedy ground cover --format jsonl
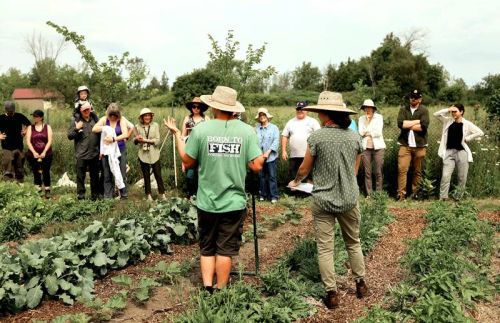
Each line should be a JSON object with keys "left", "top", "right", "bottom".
{"left": 176, "top": 192, "right": 393, "bottom": 322}
{"left": 357, "top": 201, "right": 496, "bottom": 322}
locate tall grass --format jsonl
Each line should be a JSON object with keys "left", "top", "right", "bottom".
{"left": 11, "top": 104, "right": 500, "bottom": 198}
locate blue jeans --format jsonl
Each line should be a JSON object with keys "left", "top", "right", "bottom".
{"left": 259, "top": 160, "right": 279, "bottom": 200}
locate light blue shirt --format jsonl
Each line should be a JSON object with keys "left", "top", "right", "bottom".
{"left": 255, "top": 122, "right": 280, "bottom": 163}
{"left": 349, "top": 119, "right": 358, "bottom": 132}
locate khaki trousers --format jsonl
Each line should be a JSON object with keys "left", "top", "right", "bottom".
{"left": 397, "top": 146, "right": 426, "bottom": 198}
{"left": 312, "top": 202, "right": 365, "bottom": 292}
{"left": 2, "top": 149, "right": 25, "bottom": 181}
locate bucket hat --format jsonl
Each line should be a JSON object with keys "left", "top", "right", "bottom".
{"left": 200, "top": 86, "right": 245, "bottom": 113}
{"left": 303, "top": 91, "right": 356, "bottom": 115}
{"left": 254, "top": 107, "right": 273, "bottom": 120}
{"left": 139, "top": 108, "right": 154, "bottom": 119}
{"left": 361, "top": 99, "right": 377, "bottom": 110}
{"left": 185, "top": 97, "right": 209, "bottom": 112}
{"left": 77, "top": 85, "right": 90, "bottom": 95}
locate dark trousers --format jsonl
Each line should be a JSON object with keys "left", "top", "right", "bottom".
{"left": 2, "top": 149, "right": 25, "bottom": 181}
{"left": 27, "top": 155, "right": 53, "bottom": 187}
{"left": 289, "top": 157, "right": 312, "bottom": 182}
{"left": 139, "top": 159, "right": 165, "bottom": 195}
{"left": 76, "top": 157, "right": 100, "bottom": 199}
{"left": 102, "top": 149, "right": 127, "bottom": 199}
{"left": 185, "top": 168, "right": 198, "bottom": 197}
{"left": 259, "top": 160, "right": 279, "bottom": 200}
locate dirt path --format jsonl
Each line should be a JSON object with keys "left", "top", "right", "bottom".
{"left": 303, "top": 208, "right": 427, "bottom": 323}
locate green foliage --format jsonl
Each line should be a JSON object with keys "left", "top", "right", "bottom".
{"left": 292, "top": 62, "right": 322, "bottom": 91}
{"left": 176, "top": 281, "right": 312, "bottom": 323}
{"left": 360, "top": 201, "right": 495, "bottom": 322}
{"left": 0, "top": 193, "right": 198, "bottom": 313}
{"left": 0, "top": 68, "right": 31, "bottom": 102}
{"left": 485, "top": 90, "right": 500, "bottom": 119}
{"left": 206, "top": 30, "right": 276, "bottom": 101}
{"left": 171, "top": 68, "right": 220, "bottom": 105}
{"left": 142, "top": 261, "right": 183, "bottom": 285}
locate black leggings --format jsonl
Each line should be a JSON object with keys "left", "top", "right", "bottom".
{"left": 27, "top": 155, "right": 52, "bottom": 187}
{"left": 139, "top": 159, "right": 165, "bottom": 195}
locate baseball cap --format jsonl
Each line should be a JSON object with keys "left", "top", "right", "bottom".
{"left": 296, "top": 101, "right": 308, "bottom": 110}
{"left": 409, "top": 89, "right": 422, "bottom": 99}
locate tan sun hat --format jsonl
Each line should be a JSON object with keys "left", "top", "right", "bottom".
{"left": 185, "top": 97, "right": 209, "bottom": 112}
{"left": 303, "top": 91, "right": 357, "bottom": 115}
{"left": 139, "top": 108, "right": 154, "bottom": 119}
{"left": 200, "top": 86, "right": 245, "bottom": 113}
{"left": 254, "top": 107, "right": 273, "bottom": 120}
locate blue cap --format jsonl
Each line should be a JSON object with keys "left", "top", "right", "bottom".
{"left": 296, "top": 101, "right": 308, "bottom": 110}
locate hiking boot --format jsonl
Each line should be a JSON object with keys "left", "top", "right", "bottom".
{"left": 356, "top": 279, "right": 368, "bottom": 299}
{"left": 44, "top": 189, "right": 51, "bottom": 199}
{"left": 323, "top": 290, "right": 339, "bottom": 309}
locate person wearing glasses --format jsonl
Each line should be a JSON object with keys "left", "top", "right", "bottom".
{"left": 434, "top": 103, "right": 484, "bottom": 200}
{"left": 396, "top": 90, "right": 430, "bottom": 201}
{"left": 181, "top": 97, "right": 210, "bottom": 198}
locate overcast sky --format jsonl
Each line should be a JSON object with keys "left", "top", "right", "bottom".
{"left": 0, "top": 0, "right": 499, "bottom": 87}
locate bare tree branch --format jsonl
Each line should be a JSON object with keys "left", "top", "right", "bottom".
{"left": 25, "top": 30, "right": 67, "bottom": 63}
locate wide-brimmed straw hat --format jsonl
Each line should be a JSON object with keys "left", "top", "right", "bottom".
{"left": 139, "top": 108, "right": 154, "bottom": 119}
{"left": 303, "top": 91, "right": 356, "bottom": 115}
{"left": 185, "top": 97, "right": 209, "bottom": 112}
{"left": 200, "top": 86, "right": 245, "bottom": 113}
{"left": 254, "top": 107, "right": 273, "bottom": 120}
{"left": 361, "top": 99, "right": 377, "bottom": 110}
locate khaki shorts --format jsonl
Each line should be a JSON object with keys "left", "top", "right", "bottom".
{"left": 198, "top": 208, "right": 247, "bottom": 257}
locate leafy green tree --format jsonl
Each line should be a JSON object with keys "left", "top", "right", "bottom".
{"left": 292, "top": 62, "right": 322, "bottom": 91}
{"left": 0, "top": 68, "right": 31, "bottom": 102}
{"left": 472, "top": 74, "right": 500, "bottom": 101}
{"left": 206, "top": 30, "right": 275, "bottom": 100}
{"left": 269, "top": 72, "right": 293, "bottom": 93}
{"left": 438, "top": 79, "right": 468, "bottom": 103}
{"left": 172, "top": 68, "right": 220, "bottom": 105}
{"left": 46, "top": 21, "right": 148, "bottom": 110}
{"left": 160, "top": 71, "right": 169, "bottom": 92}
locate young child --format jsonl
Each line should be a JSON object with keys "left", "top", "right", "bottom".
{"left": 74, "top": 85, "right": 99, "bottom": 122}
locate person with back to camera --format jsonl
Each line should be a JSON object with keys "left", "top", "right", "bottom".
{"left": 164, "top": 86, "right": 266, "bottom": 293}
{"left": 289, "top": 91, "right": 368, "bottom": 309}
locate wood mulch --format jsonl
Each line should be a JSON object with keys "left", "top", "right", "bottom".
{"left": 302, "top": 208, "right": 427, "bottom": 323}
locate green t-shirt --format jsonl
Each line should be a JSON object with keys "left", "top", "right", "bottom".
{"left": 308, "top": 126, "right": 363, "bottom": 213}
{"left": 185, "top": 119, "right": 262, "bottom": 213}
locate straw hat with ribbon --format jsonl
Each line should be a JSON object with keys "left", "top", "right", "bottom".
{"left": 139, "top": 108, "right": 154, "bottom": 119}
{"left": 303, "top": 91, "right": 357, "bottom": 115}
{"left": 200, "top": 86, "right": 245, "bottom": 113}
{"left": 254, "top": 107, "right": 273, "bottom": 120}
{"left": 185, "top": 97, "right": 209, "bottom": 112}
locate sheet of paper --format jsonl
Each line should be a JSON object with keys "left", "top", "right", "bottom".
{"left": 288, "top": 182, "right": 313, "bottom": 194}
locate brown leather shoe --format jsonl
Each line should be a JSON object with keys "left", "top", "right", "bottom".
{"left": 356, "top": 279, "right": 368, "bottom": 299}
{"left": 323, "top": 290, "right": 339, "bottom": 309}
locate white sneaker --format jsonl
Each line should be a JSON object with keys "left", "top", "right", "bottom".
{"left": 271, "top": 199, "right": 277, "bottom": 204}
{"left": 259, "top": 197, "right": 265, "bottom": 201}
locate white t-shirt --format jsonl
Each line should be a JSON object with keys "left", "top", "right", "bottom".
{"left": 282, "top": 116, "right": 321, "bottom": 158}
{"left": 408, "top": 107, "right": 418, "bottom": 148}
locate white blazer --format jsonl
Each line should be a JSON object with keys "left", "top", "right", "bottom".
{"left": 434, "top": 108, "right": 484, "bottom": 162}
{"left": 358, "top": 113, "right": 386, "bottom": 150}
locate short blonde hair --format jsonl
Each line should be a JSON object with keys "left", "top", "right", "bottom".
{"left": 106, "top": 102, "right": 121, "bottom": 119}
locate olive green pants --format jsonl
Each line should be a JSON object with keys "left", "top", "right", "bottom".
{"left": 312, "top": 202, "right": 365, "bottom": 292}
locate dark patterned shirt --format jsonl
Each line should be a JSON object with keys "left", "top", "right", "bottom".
{"left": 308, "top": 126, "right": 363, "bottom": 213}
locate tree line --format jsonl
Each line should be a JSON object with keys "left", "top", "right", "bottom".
{"left": 0, "top": 23, "right": 499, "bottom": 119}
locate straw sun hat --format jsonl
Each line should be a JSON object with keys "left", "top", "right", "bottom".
{"left": 254, "top": 107, "right": 273, "bottom": 120}
{"left": 200, "top": 86, "right": 245, "bottom": 113}
{"left": 303, "top": 91, "right": 357, "bottom": 115}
